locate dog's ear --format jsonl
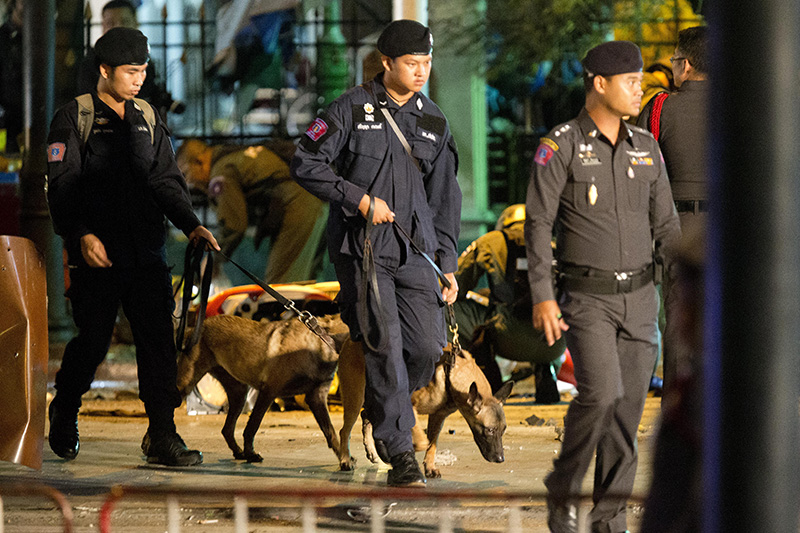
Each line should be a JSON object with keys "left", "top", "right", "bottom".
{"left": 494, "top": 380, "right": 514, "bottom": 404}
{"left": 467, "top": 381, "right": 483, "bottom": 412}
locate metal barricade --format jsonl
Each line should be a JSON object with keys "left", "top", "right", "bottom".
{"left": 0, "top": 483, "right": 74, "bottom": 533}
{"left": 97, "top": 484, "right": 646, "bottom": 533}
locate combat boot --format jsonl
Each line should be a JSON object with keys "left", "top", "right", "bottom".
{"left": 48, "top": 401, "right": 80, "bottom": 460}
{"left": 145, "top": 430, "right": 203, "bottom": 466}
{"left": 387, "top": 451, "right": 426, "bottom": 488}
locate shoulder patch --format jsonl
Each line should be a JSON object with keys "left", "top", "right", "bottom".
{"left": 299, "top": 113, "right": 339, "bottom": 154}
{"left": 534, "top": 143, "right": 555, "bottom": 166}
{"left": 540, "top": 137, "right": 559, "bottom": 152}
{"left": 416, "top": 113, "right": 446, "bottom": 137}
{"left": 47, "top": 142, "right": 66, "bottom": 163}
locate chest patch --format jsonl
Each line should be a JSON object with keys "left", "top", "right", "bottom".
{"left": 578, "top": 150, "right": 601, "bottom": 166}
{"left": 630, "top": 157, "right": 654, "bottom": 166}
{"left": 417, "top": 127, "right": 437, "bottom": 142}
{"left": 352, "top": 104, "right": 385, "bottom": 129}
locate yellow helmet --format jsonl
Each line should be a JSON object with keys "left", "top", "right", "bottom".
{"left": 495, "top": 204, "right": 526, "bottom": 231}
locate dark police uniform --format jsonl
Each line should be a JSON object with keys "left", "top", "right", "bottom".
{"left": 47, "top": 92, "right": 201, "bottom": 434}
{"left": 454, "top": 220, "right": 565, "bottom": 392}
{"left": 291, "top": 74, "right": 461, "bottom": 459}
{"left": 638, "top": 79, "right": 708, "bottom": 399}
{"left": 525, "top": 108, "right": 680, "bottom": 531}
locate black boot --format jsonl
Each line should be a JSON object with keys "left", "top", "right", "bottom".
{"left": 534, "top": 363, "right": 561, "bottom": 404}
{"left": 387, "top": 451, "right": 426, "bottom": 488}
{"left": 145, "top": 431, "right": 203, "bottom": 466}
{"left": 48, "top": 401, "right": 80, "bottom": 460}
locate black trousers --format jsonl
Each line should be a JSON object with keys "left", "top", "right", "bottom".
{"left": 54, "top": 264, "right": 181, "bottom": 433}
{"left": 545, "top": 284, "right": 659, "bottom": 533}
{"left": 335, "top": 253, "right": 445, "bottom": 458}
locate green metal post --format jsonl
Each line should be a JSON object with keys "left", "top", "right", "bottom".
{"left": 316, "top": 0, "right": 349, "bottom": 109}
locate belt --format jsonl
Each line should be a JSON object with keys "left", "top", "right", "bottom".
{"left": 557, "top": 263, "right": 654, "bottom": 295}
{"left": 674, "top": 200, "right": 708, "bottom": 214}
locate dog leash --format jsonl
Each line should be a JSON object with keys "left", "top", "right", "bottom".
{"left": 214, "top": 248, "right": 336, "bottom": 350}
{"left": 175, "top": 239, "right": 214, "bottom": 354}
{"left": 359, "top": 196, "right": 389, "bottom": 352}
{"left": 390, "top": 219, "right": 462, "bottom": 361}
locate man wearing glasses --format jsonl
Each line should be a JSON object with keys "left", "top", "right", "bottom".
{"left": 637, "top": 26, "right": 709, "bottom": 402}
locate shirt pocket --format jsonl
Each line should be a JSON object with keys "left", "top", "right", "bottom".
{"left": 626, "top": 174, "right": 650, "bottom": 211}
{"left": 570, "top": 166, "right": 612, "bottom": 211}
{"left": 347, "top": 133, "right": 387, "bottom": 189}
{"left": 411, "top": 141, "right": 436, "bottom": 174}
{"left": 349, "top": 132, "right": 386, "bottom": 160}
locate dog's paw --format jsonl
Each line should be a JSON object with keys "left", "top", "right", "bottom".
{"left": 339, "top": 456, "right": 357, "bottom": 471}
{"left": 245, "top": 452, "right": 264, "bottom": 463}
{"left": 424, "top": 463, "right": 442, "bottom": 479}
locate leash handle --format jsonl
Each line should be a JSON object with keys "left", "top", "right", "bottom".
{"left": 359, "top": 195, "right": 389, "bottom": 352}
{"left": 175, "top": 238, "right": 213, "bottom": 353}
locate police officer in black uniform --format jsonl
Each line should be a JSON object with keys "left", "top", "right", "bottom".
{"left": 46, "top": 27, "right": 219, "bottom": 466}
{"left": 291, "top": 20, "right": 461, "bottom": 487}
{"left": 525, "top": 41, "right": 680, "bottom": 532}
{"left": 637, "top": 26, "right": 709, "bottom": 403}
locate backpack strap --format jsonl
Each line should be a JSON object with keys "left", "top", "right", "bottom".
{"left": 133, "top": 97, "right": 156, "bottom": 144}
{"left": 75, "top": 93, "right": 94, "bottom": 146}
{"left": 73, "top": 94, "right": 156, "bottom": 147}
{"left": 649, "top": 92, "right": 670, "bottom": 141}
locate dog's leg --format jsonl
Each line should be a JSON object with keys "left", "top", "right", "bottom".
{"left": 211, "top": 368, "right": 249, "bottom": 460}
{"left": 411, "top": 408, "right": 430, "bottom": 452}
{"left": 361, "top": 411, "right": 382, "bottom": 464}
{"left": 305, "top": 381, "right": 341, "bottom": 459}
{"left": 241, "top": 388, "right": 275, "bottom": 463}
{"left": 422, "top": 411, "right": 448, "bottom": 479}
{"left": 337, "top": 339, "right": 366, "bottom": 470}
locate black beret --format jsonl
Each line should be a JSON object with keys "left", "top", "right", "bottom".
{"left": 377, "top": 20, "right": 433, "bottom": 58}
{"left": 582, "top": 40, "right": 643, "bottom": 77}
{"left": 94, "top": 27, "right": 150, "bottom": 68}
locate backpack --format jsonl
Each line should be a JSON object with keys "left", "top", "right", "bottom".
{"left": 74, "top": 93, "right": 157, "bottom": 147}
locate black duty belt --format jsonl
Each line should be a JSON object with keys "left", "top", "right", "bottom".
{"left": 674, "top": 200, "right": 708, "bottom": 214}
{"left": 557, "top": 263, "right": 654, "bottom": 295}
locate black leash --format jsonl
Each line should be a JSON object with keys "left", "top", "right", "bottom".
{"left": 390, "top": 219, "right": 461, "bottom": 361}
{"left": 215, "top": 249, "right": 336, "bottom": 350}
{"left": 359, "top": 196, "right": 389, "bottom": 352}
{"left": 175, "top": 239, "right": 213, "bottom": 354}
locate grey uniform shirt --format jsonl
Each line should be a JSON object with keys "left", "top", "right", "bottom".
{"left": 525, "top": 107, "right": 681, "bottom": 304}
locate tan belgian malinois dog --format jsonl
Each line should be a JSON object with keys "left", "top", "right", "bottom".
{"left": 175, "top": 313, "right": 350, "bottom": 463}
{"left": 336, "top": 339, "right": 514, "bottom": 478}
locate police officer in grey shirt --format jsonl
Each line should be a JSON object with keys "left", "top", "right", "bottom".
{"left": 525, "top": 41, "right": 680, "bottom": 533}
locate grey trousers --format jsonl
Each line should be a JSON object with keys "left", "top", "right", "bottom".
{"left": 545, "top": 283, "right": 659, "bottom": 533}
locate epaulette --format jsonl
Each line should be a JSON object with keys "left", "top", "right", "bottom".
{"left": 628, "top": 123, "right": 656, "bottom": 140}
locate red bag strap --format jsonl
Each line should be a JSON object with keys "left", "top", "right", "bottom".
{"left": 649, "top": 92, "right": 670, "bottom": 141}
